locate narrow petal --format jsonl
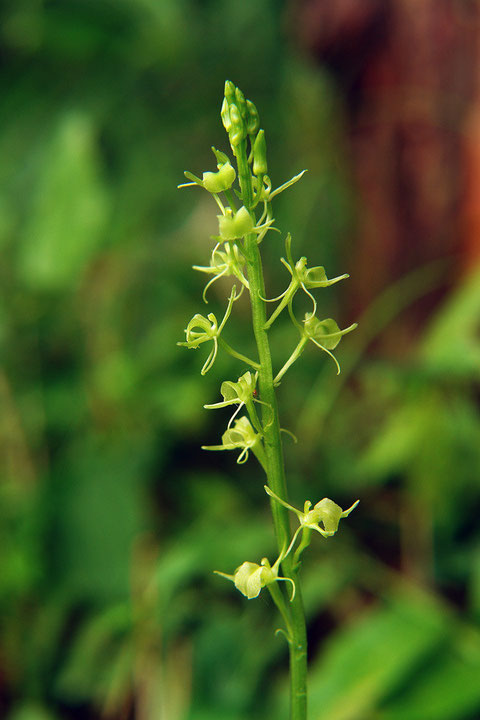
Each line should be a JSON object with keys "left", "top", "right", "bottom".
{"left": 341, "top": 499, "right": 360, "bottom": 517}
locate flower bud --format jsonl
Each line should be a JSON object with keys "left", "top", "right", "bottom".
{"left": 253, "top": 129, "right": 267, "bottom": 176}
{"left": 202, "top": 162, "right": 236, "bottom": 193}
{"left": 228, "top": 104, "right": 245, "bottom": 146}
{"left": 246, "top": 100, "right": 260, "bottom": 135}
{"left": 221, "top": 98, "right": 232, "bottom": 132}
{"left": 224, "top": 80, "right": 236, "bottom": 104}
{"left": 235, "top": 87, "right": 247, "bottom": 120}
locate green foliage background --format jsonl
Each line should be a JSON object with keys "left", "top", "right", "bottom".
{"left": 1, "top": 2, "right": 480, "bottom": 719}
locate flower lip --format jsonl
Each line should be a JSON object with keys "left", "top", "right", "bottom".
{"left": 218, "top": 206, "right": 254, "bottom": 240}
{"left": 202, "top": 162, "right": 236, "bottom": 194}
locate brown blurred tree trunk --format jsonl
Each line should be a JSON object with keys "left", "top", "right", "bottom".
{"left": 297, "top": 0, "right": 480, "bottom": 335}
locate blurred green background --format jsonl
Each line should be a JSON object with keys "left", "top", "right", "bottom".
{"left": 1, "top": 1, "right": 480, "bottom": 719}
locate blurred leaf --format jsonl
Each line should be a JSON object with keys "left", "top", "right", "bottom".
{"left": 193, "top": 607, "right": 278, "bottom": 720}
{"left": 379, "top": 628, "right": 480, "bottom": 720}
{"left": 52, "top": 436, "right": 149, "bottom": 600}
{"left": 356, "top": 398, "right": 426, "bottom": 483}
{"left": 18, "top": 111, "right": 109, "bottom": 291}
{"left": 7, "top": 704, "right": 57, "bottom": 720}
{"left": 306, "top": 590, "right": 449, "bottom": 720}
{"left": 421, "top": 267, "right": 480, "bottom": 378}
{"left": 56, "top": 604, "right": 132, "bottom": 703}
{"left": 468, "top": 545, "right": 480, "bottom": 623}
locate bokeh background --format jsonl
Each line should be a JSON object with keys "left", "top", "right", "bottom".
{"left": 2, "top": 1, "right": 480, "bottom": 719}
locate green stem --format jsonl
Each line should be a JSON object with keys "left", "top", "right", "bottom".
{"left": 234, "top": 139, "right": 308, "bottom": 720}
{"left": 224, "top": 188, "right": 238, "bottom": 211}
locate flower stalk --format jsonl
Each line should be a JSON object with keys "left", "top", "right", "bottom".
{"left": 178, "top": 81, "right": 359, "bottom": 720}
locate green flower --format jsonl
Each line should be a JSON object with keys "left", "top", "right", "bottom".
{"left": 274, "top": 314, "right": 357, "bottom": 384}
{"left": 177, "top": 287, "right": 237, "bottom": 375}
{"left": 218, "top": 206, "right": 254, "bottom": 240}
{"left": 215, "top": 555, "right": 295, "bottom": 600}
{"left": 265, "top": 486, "right": 359, "bottom": 538}
{"left": 202, "top": 415, "right": 265, "bottom": 466}
{"left": 193, "top": 243, "right": 249, "bottom": 303}
{"left": 204, "top": 370, "right": 268, "bottom": 431}
{"left": 178, "top": 147, "right": 236, "bottom": 196}
{"left": 204, "top": 371, "right": 257, "bottom": 411}
{"left": 302, "top": 315, "right": 357, "bottom": 373}
{"left": 217, "top": 206, "right": 277, "bottom": 245}
{"left": 264, "top": 234, "right": 349, "bottom": 328}
{"left": 202, "top": 161, "right": 236, "bottom": 193}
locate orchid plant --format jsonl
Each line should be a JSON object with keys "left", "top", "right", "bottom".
{"left": 178, "top": 81, "right": 358, "bottom": 720}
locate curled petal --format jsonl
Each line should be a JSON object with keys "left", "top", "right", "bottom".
{"left": 277, "top": 576, "right": 296, "bottom": 601}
